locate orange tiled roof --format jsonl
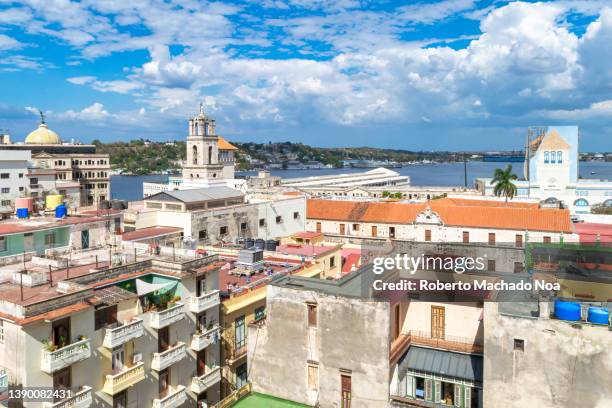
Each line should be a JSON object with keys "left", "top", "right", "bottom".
{"left": 539, "top": 129, "right": 570, "bottom": 150}
{"left": 433, "top": 197, "right": 539, "bottom": 208}
{"left": 218, "top": 137, "right": 238, "bottom": 150}
{"left": 307, "top": 199, "right": 573, "bottom": 233}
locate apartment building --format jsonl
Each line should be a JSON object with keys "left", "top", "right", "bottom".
{"left": 125, "top": 187, "right": 306, "bottom": 244}
{"left": 0, "top": 151, "right": 30, "bottom": 217}
{"left": 306, "top": 197, "right": 577, "bottom": 245}
{"left": 0, "top": 118, "right": 111, "bottom": 208}
{"left": 0, "top": 250, "right": 223, "bottom": 408}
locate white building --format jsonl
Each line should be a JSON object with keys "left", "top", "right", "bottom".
{"left": 0, "top": 150, "right": 30, "bottom": 217}
{"left": 281, "top": 167, "right": 410, "bottom": 189}
{"left": 143, "top": 106, "right": 245, "bottom": 197}
{"left": 475, "top": 126, "right": 612, "bottom": 214}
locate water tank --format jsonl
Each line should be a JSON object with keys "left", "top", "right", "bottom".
{"left": 244, "top": 238, "right": 254, "bottom": 249}
{"left": 265, "top": 239, "right": 278, "bottom": 251}
{"left": 45, "top": 194, "right": 63, "bottom": 210}
{"left": 15, "top": 197, "right": 33, "bottom": 212}
{"left": 254, "top": 238, "right": 265, "bottom": 250}
{"left": 55, "top": 204, "right": 67, "bottom": 219}
{"left": 16, "top": 208, "right": 29, "bottom": 219}
{"left": 587, "top": 306, "right": 609, "bottom": 324}
{"left": 554, "top": 300, "right": 581, "bottom": 321}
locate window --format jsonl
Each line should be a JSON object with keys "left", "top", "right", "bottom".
{"left": 515, "top": 234, "right": 523, "bottom": 247}
{"left": 254, "top": 306, "right": 265, "bottom": 321}
{"left": 220, "top": 226, "right": 228, "bottom": 235}
{"left": 276, "top": 215, "right": 282, "bottom": 224}
{"left": 425, "top": 229, "right": 431, "bottom": 242}
{"left": 462, "top": 231, "right": 469, "bottom": 243}
{"left": 1, "top": 188, "right": 9, "bottom": 194}
{"left": 44, "top": 232, "right": 55, "bottom": 246}
{"left": 544, "top": 151, "right": 549, "bottom": 163}
{"left": 574, "top": 198, "right": 589, "bottom": 207}
{"left": 341, "top": 374, "right": 351, "bottom": 408}
{"left": 514, "top": 262, "right": 524, "bottom": 273}
{"left": 240, "top": 222, "right": 247, "bottom": 231}
{"left": 0, "top": 200, "right": 8, "bottom": 207}
{"left": 0, "top": 173, "right": 8, "bottom": 179}
{"left": 339, "top": 223, "right": 345, "bottom": 235}
{"left": 352, "top": 223, "right": 359, "bottom": 231}
{"left": 94, "top": 305, "right": 118, "bottom": 330}
{"left": 389, "top": 226, "right": 396, "bottom": 238}
{"left": 236, "top": 363, "right": 248, "bottom": 389}
{"left": 488, "top": 233, "right": 496, "bottom": 245}
{"left": 487, "top": 260, "right": 495, "bottom": 272}
{"left": 514, "top": 338, "right": 525, "bottom": 351}
{"left": 550, "top": 151, "right": 556, "bottom": 163}
{"left": 307, "top": 303, "right": 317, "bottom": 327}
{"left": 371, "top": 225, "right": 378, "bottom": 237}
{"left": 235, "top": 315, "right": 246, "bottom": 350}
{"left": 543, "top": 236, "right": 551, "bottom": 243}
{"left": 293, "top": 211, "right": 299, "bottom": 219}
{"left": 329, "top": 256, "right": 336, "bottom": 268}
{"left": 316, "top": 222, "right": 321, "bottom": 233}
{"left": 308, "top": 364, "right": 319, "bottom": 391}
{"left": 259, "top": 218, "right": 265, "bottom": 227}
{"left": 199, "top": 230, "right": 207, "bottom": 240}
{"left": 0, "top": 319, "right": 4, "bottom": 343}
{"left": 19, "top": 187, "right": 24, "bottom": 192}
{"left": 18, "top": 173, "right": 23, "bottom": 178}
{"left": 557, "top": 151, "right": 563, "bottom": 164}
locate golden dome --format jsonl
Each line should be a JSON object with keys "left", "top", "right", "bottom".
{"left": 25, "top": 123, "right": 61, "bottom": 144}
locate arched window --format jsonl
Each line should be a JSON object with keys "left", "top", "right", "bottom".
{"left": 550, "top": 151, "right": 556, "bottom": 163}
{"left": 574, "top": 198, "right": 589, "bottom": 207}
{"left": 192, "top": 145, "right": 198, "bottom": 165}
{"left": 208, "top": 146, "right": 213, "bottom": 164}
{"left": 557, "top": 151, "right": 562, "bottom": 164}
{"left": 544, "top": 151, "right": 549, "bottom": 163}
{"left": 604, "top": 199, "right": 612, "bottom": 208}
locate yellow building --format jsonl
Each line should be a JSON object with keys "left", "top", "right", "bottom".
{"left": 219, "top": 260, "right": 324, "bottom": 398}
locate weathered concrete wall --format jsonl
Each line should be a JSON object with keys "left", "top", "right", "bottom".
{"left": 483, "top": 302, "right": 612, "bottom": 408}
{"left": 248, "top": 285, "right": 391, "bottom": 408}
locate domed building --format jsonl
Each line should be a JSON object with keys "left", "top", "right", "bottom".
{"left": 25, "top": 122, "right": 62, "bottom": 145}
{"left": 0, "top": 113, "right": 111, "bottom": 208}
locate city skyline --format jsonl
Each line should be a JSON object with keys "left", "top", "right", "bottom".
{"left": 1, "top": 0, "right": 612, "bottom": 150}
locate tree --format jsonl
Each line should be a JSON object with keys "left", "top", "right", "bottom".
{"left": 490, "top": 164, "right": 518, "bottom": 202}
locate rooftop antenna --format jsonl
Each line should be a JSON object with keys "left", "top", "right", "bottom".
{"left": 39, "top": 110, "right": 46, "bottom": 124}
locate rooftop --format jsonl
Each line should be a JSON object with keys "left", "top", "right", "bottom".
{"left": 145, "top": 186, "right": 244, "bottom": 203}
{"left": 0, "top": 214, "right": 118, "bottom": 235}
{"left": 275, "top": 243, "right": 339, "bottom": 257}
{"left": 307, "top": 197, "right": 574, "bottom": 233}
{"left": 231, "top": 392, "right": 310, "bottom": 408}
{"left": 121, "top": 226, "right": 183, "bottom": 242}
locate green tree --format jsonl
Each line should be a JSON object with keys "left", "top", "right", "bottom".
{"left": 490, "top": 164, "right": 518, "bottom": 202}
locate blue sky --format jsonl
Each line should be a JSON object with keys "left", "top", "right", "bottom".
{"left": 0, "top": 0, "right": 611, "bottom": 151}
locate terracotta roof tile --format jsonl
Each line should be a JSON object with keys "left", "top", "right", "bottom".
{"left": 218, "top": 137, "right": 238, "bottom": 150}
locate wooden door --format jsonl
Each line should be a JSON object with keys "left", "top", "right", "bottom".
{"left": 52, "top": 318, "right": 70, "bottom": 348}
{"left": 158, "top": 327, "right": 170, "bottom": 351}
{"left": 394, "top": 304, "right": 401, "bottom": 339}
{"left": 431, "top": 306, "right": 445, "bottom": 339}
{"left": 316, "top": 222, "right": 321, "bottom": 233}
{"left": 341, "top": 375, "right": 351, "bottom": 408}
{"left": 462, "top": 231, "right": 469, "bottom": 243}
{"left": 112, "top": 347, "right": 125, "bottom": 374}
{"left": 488, "top": 233, "right": 495, "bottom": 245}
{"left": 515, "top": 234, "right": 523, "bottom": 247}
{"left": 371, "top": 226, "right": 377, "bottom": 237}
{"left": 159, "top": 369, "right": 169, "bottom": 398}
{"left": 197, "top": 349, "right": 206, "bottom": 376}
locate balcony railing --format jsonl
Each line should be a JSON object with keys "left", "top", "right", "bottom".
{"left": 152, "top": 342, "right": 186, "bottom": 371}
{"left": 407, "top": 330, "right": 483, "bottom": 354}
{"left": 103, "top": 318, "right": 144, "bottom": 349}
{"left": 226, "top": 343, "right": 247, "bottom": 364}
{"left": 102, "top": 362, "right": 145, "bottom": 395}
{"left": 152, "top": 386, "right": 187, "bottom": 408}
{"left": 191, "top": 325, "right": 220, "bottom": 351}
{"left": 41, "top": 339, "right": 91, "bottom": 373}
{"left": 150, "top": 303, "right": 185, "bottom": 329}
{"left": 44, "top": 386, "right": 93, "bottom": 408}
{"left": 190, "top": 366, "right": 221, "bottom": 394}
{"left": 189, "top": 290, "right": 220, "bottom": 314}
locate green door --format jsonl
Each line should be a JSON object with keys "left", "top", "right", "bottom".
{"left": 81, "top": 230, "right": 89, "bottom": 249}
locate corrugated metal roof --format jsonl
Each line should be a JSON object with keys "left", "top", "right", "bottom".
{"left": 146, "top": 187, "right": 243, "bottom": 203}
{"left": 399, "top": 346, "right": 483, "bottom": 382}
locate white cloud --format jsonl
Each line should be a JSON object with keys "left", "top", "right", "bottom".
{"left": 60, "top": 102, "right": 110, "bottom": 120}
{"left": 67, "top": 76, "right": 143, "bottom": 94}
{"left": 0, "top": 34, "right": 24, "bottom": 51}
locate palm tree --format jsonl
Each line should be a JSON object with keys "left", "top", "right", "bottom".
{"left": 490, "top": 164, "right": 518, "bottom": 203}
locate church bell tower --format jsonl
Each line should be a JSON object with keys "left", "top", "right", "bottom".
{"left": 183, "top": 104, "right": 224, "bottom": 180}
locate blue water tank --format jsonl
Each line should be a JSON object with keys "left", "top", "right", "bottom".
{"left": 554, "top": 300, "right": 581, "bottom": 321}
{"left": 55, "top": 204, "right": 67, "bottom": 218}
{"left": 587, "top": 306, "right": 609, "bottom": 325}
{"left": 16, "top": 208, "right": 28, "bottom": 219}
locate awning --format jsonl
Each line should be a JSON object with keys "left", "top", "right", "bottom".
{"left": 135, "top": 279, "right": 177, "bottom": 296}
{"left": 398, "top": 346, "right": 483, "bottom": 383}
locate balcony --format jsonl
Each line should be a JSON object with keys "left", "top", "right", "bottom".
{"left": 150, "top": 303, "right": 185, "bottom": 329}
{"left": 152, "top": 342, "right": 186, "bottom": 371}
{"left": 191, "top": 325, "right": 220, "bottom": 351}
{"left": 102, "top": 362, "right": 145, "bottom": 395}
{"left": 44, "top": 386, "right": 93, "bottom": 408}
{"left": 103, "top": 318, "right": 144, "bottom": 349}
{"left": 190, "top": 366, "right": 221, "bottom": 394}
{"left": 189, "top": 290, "right": 220, "bottom": 314}
{"left": 41, "top": 339, "right": 91, "bottom": 373}
{"left": 152, "top": 386, "right": 187, "bottom": 408}
{"left": 407, "top": 330, "right": 483, "bottom": 354}
{"left": 226, "top": 343, "right": 247, "bottom": 365}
